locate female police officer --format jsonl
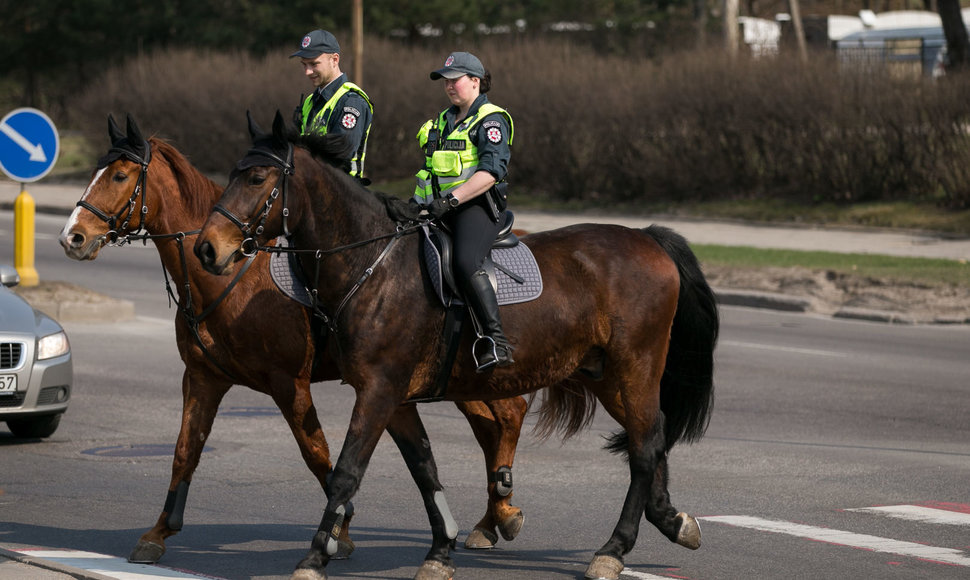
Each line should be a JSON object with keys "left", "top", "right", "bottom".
{"left": 415, "top": 52, "right": 514, "bottom": 372}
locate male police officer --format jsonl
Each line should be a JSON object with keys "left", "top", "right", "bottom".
{"left": 291, "top": 29, "right": 373, "bottom": 180}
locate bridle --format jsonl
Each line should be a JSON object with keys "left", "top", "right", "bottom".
{"left": 76, "top": 144, "right": 152, "bottom": 245}
{"left": 212, "top": 141, "right": 294, "bottom": 256}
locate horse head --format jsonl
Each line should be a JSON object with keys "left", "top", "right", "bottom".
{"left": 59, "top": 113, "right": 154, "bottom": 260}
{"left": 195, "top": 111, "right": 296, "bottom": 275}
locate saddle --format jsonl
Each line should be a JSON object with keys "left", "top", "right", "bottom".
{"left": 421, "top": 210, "right": 542, "bottom": 308}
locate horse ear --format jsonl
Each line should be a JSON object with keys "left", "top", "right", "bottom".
{"left": 272, "top": 110, "right": 287, "bottom": 143}
{"left": 107, "top": 114, "right": 124, "bottom": 145}
{"left": 247, "top": 110, "right": 263, "bottom": 141}
{"left": 126, "top": 114, "right": 150, "bottom": 160}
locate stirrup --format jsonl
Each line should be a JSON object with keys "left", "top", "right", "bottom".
{"left": 472, "top": 335, "right": 512, "bottom": 372}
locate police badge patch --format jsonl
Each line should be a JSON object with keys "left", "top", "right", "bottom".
{"left": 341, "top": 113, "right": 357, "bottom": 129}
{"left": 486, "top": 127, "right": 502, "bottom": 143}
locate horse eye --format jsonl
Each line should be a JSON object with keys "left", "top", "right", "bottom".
{"left": 113, "top": 171, "right": 128, "bottom": 182}
{"left": 248, "top": 173, "right": 266, "bottom": 186}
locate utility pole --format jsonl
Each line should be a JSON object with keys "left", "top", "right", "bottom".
{"left": 788, "top": 0, "right": 809, "bottom": 62}
{"left": 725, "top": 0, "right": 739, "bottom": 59}
{"left": 353, "top": 0, "right": 364, "bottom": 85}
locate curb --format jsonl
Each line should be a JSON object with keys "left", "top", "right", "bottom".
{"left": 715, "top": 288, "right": 813, "bottom": 313}
{"left": 714, "top": 288, "right": 965, "bottom": 325}
{"left": 0, "top": 546, "right": 114, "bottom": 580}
{"left": 13, "top": 282, "right": 135, "bottom": 324}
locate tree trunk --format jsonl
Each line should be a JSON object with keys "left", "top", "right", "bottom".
{"left": 938, "top": 0, "right": 970, "bottom": 72}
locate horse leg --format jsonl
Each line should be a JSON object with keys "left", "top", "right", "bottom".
{"left": 292, "top": 393, "right": 405, "bottom": 580}
{"left": 455, "top": 397, "right": 527, "bottom": 549}
{"left": 129, "top": 369, "right": 230, "bottom": 563}
{"left": 386, "top": 404, "right": 458, "bottom": 580}
{"left": 643, "top": 440, "right": 702, "bottom": 550}
{"left": 586, "top": 398, "right": 666, "bottom": 580}
{"left": 267, "top": 377, "right": 357, "bottom": 558}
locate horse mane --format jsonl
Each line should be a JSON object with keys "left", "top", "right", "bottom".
{"left": 150, "top": 138, "right": 223, "bottom": 219}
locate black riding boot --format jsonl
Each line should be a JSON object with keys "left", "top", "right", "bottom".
{"left": 464, "top": 269, "right": 514, "bottom": 372}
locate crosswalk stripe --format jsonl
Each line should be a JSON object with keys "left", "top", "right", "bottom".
{"left": 845, "top": 505, "right": 970, "bottom": 526}
{"left": 699, "top": 515, "right": 970, "bottom": 567}
{"left": 14, "top": 549, "right": 222, "bottom": 579}
{"left": 621, "top": 570, "right": 680, "bottom": 579}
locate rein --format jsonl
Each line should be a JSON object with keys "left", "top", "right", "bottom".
{"left": 260, "top": 221, "right": 425, "bottom": 336}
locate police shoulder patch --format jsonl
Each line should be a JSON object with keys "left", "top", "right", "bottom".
{"left": 485, "top": 127, "right": 503, "bottom": 144}
{"left": 341, "top": 113, "right": 358, "bottom": 129}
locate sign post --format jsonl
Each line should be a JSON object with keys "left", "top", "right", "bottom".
{"left": 0, "top": 108, "right": 60, "bottom": 286}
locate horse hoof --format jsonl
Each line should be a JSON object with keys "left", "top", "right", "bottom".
{"left": 464, "top": 526, "right": 498, "bottom": 549}
{"left": 128, "top": 540, "right": 165, "bottom": 564}
{"left": 413, "top": 559, "right": 455, "bottom": 580}
{"left": 584, "top": 554, "right": 624, "bottom": 580}
{"left": 291, "top": 569, "right": 327, "bottom": 580}
{"left": 676, "top": 512, "right": 702, "bottom": 550}
{"left": 330, "top": 538, "right": 355, "bottom": 560}
{"left": 498, "top": 511, "right": 524, "bottom": 541}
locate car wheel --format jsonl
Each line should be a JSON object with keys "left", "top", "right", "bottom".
{"left": 6, "top": 414, "right": 62, "bottom": 438}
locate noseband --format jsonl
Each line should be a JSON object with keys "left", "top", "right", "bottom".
{"left": 76, "top": 144, "right": 152, "bottom": 244}
{"left": 212, "top": 142, "right": 294, "bottom": 256}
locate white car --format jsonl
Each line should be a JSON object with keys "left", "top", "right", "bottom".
{"left": 0, "top": 265, "right": 72, "bottom": 438}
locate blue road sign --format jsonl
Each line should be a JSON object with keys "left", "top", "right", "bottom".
{"left": 0, "top": 108, "right": 60, "bottom": 183}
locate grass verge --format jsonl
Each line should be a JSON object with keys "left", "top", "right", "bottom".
{"left": 692, "top": 245, "right": 970, "bottom": 288}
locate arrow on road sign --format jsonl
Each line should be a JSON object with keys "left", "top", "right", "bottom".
{"left": 0, "top": 120, "right": 47, "bottom": 162}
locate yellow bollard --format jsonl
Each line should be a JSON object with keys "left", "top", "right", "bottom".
{"left": 14, "top": 184, "right": 39, "bottom": 287}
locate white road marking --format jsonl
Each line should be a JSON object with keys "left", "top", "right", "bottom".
{"left": 14, "top": 549, "right": 222, "bottom": 579}
{"left": 699, "top": 515, "right": 970, "bottom": 566}
{"left": 621, "top": 570, "right": 681, "bottom": 579}
{"left": 721, "top": 340, "right": 849, "bottom": 358}
{"left": 846, "top": 504, "right": 970, "bottom": 526}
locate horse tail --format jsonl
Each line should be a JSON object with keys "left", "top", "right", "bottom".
{"left": 647, "top": 224, "right": 718, "bottom": 451}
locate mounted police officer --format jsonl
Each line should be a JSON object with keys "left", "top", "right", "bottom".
{"left": 415, "top": 52, "right": 514, "bottom": 372}
{"left": 291, "top": 29, "right": 373, "bottom": 181}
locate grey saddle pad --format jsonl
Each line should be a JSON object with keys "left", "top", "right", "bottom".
{"left": 422, "top": 226, "right": 543, "bottom": 308}
{"left": 269, "top": 236, "right": 313, "bottom": 307}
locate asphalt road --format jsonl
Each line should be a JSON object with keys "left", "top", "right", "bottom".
{"left": 1, "top": 206, "right": 969, "bottom": 580}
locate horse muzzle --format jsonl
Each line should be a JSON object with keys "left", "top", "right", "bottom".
{"left": 194, "top": 238, "right": 237, "bottom": 276}
{"left": 58, "top": 229, "right": 105, "bottom": 261}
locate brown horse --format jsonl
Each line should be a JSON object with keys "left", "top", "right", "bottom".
{"left": 194, "top": 112, "right": 718, "bottom": 580}
{"left": 58, "top": 114, "right": 529, "bottom": 564}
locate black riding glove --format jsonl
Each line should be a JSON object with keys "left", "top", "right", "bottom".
{"left": 426, "top": 194, "right": 458, "bottom": 220}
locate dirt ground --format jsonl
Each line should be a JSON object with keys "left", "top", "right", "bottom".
{"left": 704, "top": 264, "right": 970, "bottom": 323}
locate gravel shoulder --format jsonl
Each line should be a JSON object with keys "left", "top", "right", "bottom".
{"left": 705, "top": 264, "right": 970, "bottom": 323}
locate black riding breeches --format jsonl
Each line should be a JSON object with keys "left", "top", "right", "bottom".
{"left": 449, "top": 201, "right": 503, "bottom": 283}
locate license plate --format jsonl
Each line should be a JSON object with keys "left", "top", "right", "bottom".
{"left": 0, "top": 374, "right": 16, "bottom": 395}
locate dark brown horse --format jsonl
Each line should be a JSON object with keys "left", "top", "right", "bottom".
{"left": 194, "top": 112, "right": 718, "bottom": 580}
{"left": 58, "top": 115, "right": 529, "bottom": 565}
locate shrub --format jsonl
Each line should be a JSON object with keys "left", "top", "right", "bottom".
{"left": 75, "top": 37, "right": 970, "bottom": 209}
